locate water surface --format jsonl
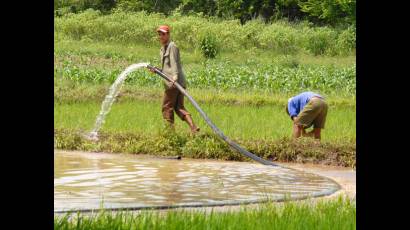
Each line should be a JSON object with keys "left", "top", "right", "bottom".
{"left": 54, "top": 151, "right": 340, "bottom": 212}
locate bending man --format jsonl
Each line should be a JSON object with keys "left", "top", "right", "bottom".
{"left": 286, "top": 91, "right": 328, "bottom": 140}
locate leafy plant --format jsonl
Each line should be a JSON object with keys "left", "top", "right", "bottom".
{"left": 200, "top": 33, "right": 219, "bottom": 59}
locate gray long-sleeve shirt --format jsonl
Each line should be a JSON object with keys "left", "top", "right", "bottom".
{"left": 160, "top": 41, "right": 186, "bottom": 88}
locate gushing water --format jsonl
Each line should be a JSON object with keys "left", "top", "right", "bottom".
{"left": 84, "top": 63, "right": 149, "bottom": 141}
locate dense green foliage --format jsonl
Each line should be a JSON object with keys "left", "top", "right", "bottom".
{"left": 54, "top": 10, "right": 355, "bottom": 56}
{"left": 299, "top": 0, "right": 356, "bottom": 25}
{"left": 54, "top": 0, "right": 355, "bottom": 25}
{"left": 200, "top": 33, "right": 219, "bottom": 59}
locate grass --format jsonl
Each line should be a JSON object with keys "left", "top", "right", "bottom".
{"left": 54, "top": 100, "right": 355, "bottom": 143}
{"left": 54, "top": 128, "right": 356, "bottom": 167}
{"left": 55, "top": 40, "right": 356, "bottom": 68}
{"left": 54, "top": 196, "right": 356, "bottom": 230}
{"left": 55, "top": 82, "right": 356, "bottom": 107}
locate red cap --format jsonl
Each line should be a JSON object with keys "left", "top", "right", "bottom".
{"left": 156, "top": 25, "right": 170, "bottom": 33}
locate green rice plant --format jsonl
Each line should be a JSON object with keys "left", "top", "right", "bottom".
{"left": 54, "top": 100, "right": 355, "bottom": 142}
{"left": 54, "top": 196, "right": 356, "bottom": 230}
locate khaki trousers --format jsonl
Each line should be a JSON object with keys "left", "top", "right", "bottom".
{"left": 162, "top": 87, "right": 190, "bottom": 123}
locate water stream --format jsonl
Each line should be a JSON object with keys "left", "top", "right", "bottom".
{"left": 84, "top": 63, "right": 149, "bottom": 141}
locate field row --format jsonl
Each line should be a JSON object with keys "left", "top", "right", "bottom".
{"left": 55, "top": 101, "right": 355, "bottom": 142}
{"left": 55, "top": 59, "right": 356, "bottom": 95}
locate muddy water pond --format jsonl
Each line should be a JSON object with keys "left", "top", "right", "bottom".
{"left": 54, "top": 151, "right": 340, "bottom": 212}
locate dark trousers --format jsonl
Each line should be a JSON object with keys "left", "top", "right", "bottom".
{"left": 162, "top": 87, "right": 190, "bottom": 123}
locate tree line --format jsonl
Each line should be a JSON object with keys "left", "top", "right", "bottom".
{"left": 54, "top": 0, "right": 355, "bottom": 26}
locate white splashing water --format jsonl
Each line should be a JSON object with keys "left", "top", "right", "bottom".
{"left": 84, "top": 63, "right": 150, "bottom": 141}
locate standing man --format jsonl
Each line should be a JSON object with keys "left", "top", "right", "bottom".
{"left": 286, "top": 91, "right": 328, "bottom": 140}
{"left": 155, "top": 25, "right": 200, "bottom": 134}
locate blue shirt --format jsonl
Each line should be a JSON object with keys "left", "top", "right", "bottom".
{"left": 287, "top": 92, "right": 323, "bottom": 118}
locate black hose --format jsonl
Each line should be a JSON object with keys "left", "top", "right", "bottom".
{"left": 54, "top": 188, "right": 340, "bottom": 214}
{"left": 147, "top": 65, "right": 279, "bottom": 167}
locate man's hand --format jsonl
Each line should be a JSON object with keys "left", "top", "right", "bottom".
{"left": 292, "top": 123, "right": 303, "bottom": 139}
{"left": 167, "top": 79, "right": 176, "bottom": 88}
{"left": 147, "top": 66, "right": 156, "bottom": 73}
